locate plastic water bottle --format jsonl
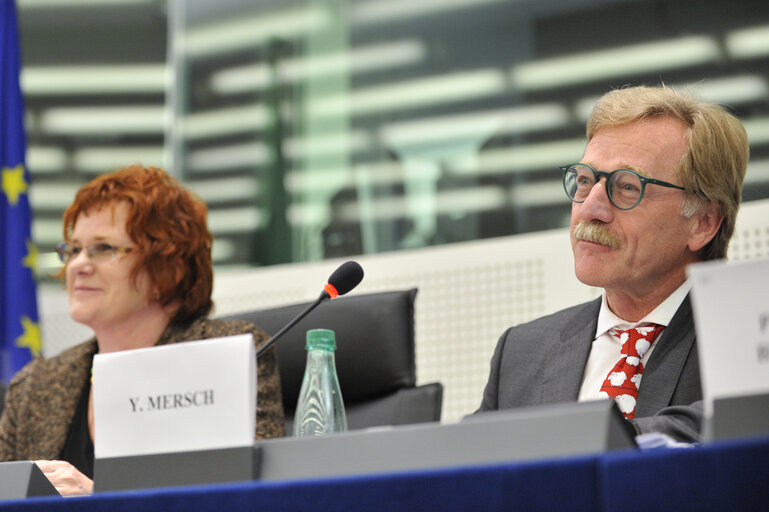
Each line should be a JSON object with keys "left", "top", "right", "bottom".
{"left": 293, "top": 329, "right": 348, "bottom": 436}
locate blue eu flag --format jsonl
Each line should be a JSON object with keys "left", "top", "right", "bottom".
{"left": 1, "top": 1, "right": 41, "bottom": 384}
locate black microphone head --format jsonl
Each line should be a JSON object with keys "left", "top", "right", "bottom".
{"left": 326, "top": 261, "right": 364, "bottom": 297}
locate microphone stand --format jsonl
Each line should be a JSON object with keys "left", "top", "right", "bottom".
{"left": 256, "top": 291, "right": 329, "bottom": 357}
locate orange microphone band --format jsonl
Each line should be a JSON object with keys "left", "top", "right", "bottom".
{"left": 324, "top": 283, "right": 339, "bottom": 299}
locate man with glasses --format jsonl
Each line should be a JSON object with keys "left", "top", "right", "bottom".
{"left": 478, "top": 85, "right": 749, "bottom": 442}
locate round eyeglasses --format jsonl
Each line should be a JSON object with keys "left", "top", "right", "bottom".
{"left": 561, "top": 163, "right": 687, "bottom": 210}
{"left": 56, "top": 242, "right": 133, "bottom": 264}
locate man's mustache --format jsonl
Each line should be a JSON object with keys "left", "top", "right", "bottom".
{"left": 573, "top": 220, "right": 620, "bottom": 249}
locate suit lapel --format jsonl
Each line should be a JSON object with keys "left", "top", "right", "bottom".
{"left": 635, "top": 295, "right": 696, "bottom": 417}
{"left": 541, "top": 298, "right": 601, "bottom": 402}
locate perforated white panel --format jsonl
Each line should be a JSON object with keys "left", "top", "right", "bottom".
{"left": 727, "top": 200, "right": 769, "bottom": 261}
{"left": 37, "top": 198, "right": 769, "bottom": 424}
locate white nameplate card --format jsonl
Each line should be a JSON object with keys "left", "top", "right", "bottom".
{"left": 688, "top": 256, "right": 769, "bottom": 415}
{"left": 93, "top": 334, "right": 256, "bottom": 459}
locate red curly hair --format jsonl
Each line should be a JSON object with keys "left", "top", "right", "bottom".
{"left": 61, "top": 165, "right": 213, "bottom": 325}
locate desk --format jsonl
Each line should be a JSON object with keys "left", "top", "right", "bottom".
{"left": 3, "top": 435, "right": 768, "bottom": 512}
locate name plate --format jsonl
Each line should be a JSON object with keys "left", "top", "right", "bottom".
{"left": 688, "top": 257, "right": 769, "bottom": 410}
{"left": 93, "top": 334, "right": 256, "bottom": 459}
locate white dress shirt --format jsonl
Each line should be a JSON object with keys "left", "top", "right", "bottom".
{"left": 578, "top": 281, "right": 692, "bottom": 401}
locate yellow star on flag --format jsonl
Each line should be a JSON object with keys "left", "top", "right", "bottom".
{"left": 22, "top": 239, "right": 39, "bottom": 274}
{"left": 2, "top": 164, "right": 29, "bottom": 207}
{"left": 16, "top": 316, "right": 42, "bottom": 356}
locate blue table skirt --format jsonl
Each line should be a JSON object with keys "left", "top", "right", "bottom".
{"left": 3, "top": 435, "right": 768, "bottom": 512}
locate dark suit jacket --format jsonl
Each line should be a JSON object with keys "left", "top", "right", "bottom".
{"left": 0, "top": 317, "right": 286, "bottom": 463}
{"left": 479, "top": 295, "right": 704, "bottom": 441}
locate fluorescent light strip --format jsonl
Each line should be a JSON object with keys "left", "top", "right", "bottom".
{"left": 284, "top": 130, "right": 371, "bottom": 160}
{"left": 339, "top": 40, "right": 426, "bottom": 75}
{"left": 27, "top": 146, "right": 68, "bottom": 174}
{"left": 352, "top": 0, "right": 507, "bottom": 25}
{"left": 212, "top": 238, "right": 237, "bottom": 263}
{"left": 512, "top": 36, "right": 720, "bottom": 90}
{"left": 573, "top": 96, "right": 601, "bottom": 124}
{"left": 18, "top": 0, "right": 151, "bottom": 8}
{"left": 744, "top": 158, "right": 769, "bottom": 185}
{"left": 186, "top": 143, "right": 270, "bottom": 173}
{"left": 188, "top": 177, "right": 259, "bottom": 204}
{"left": 181, "top": 105, "right": 271, "bottom": 140}
{"left": 575, "top": 75, "right": 769, "bottom": 124}
{"left": 73, "top": 146, "right": 166, "bottom": 174}
{"left": 311, "top": 69, "right": 507, "bottom": 118}
{"left": 449, "top": 138, "right": 586, "bottom": 175}
{"left": 510, "top": 180, "right": 566, "bottom": 207}
{"left": 40, "top": 106, "right": 165, "bottom": 135}
{"left": 21, "top": 65, "right": 168, "bottom": 96}
{"left": 32, "top": 219, "right": 66, "bottom": 246}
{"left": 210, "top": 40, "right": 426, "bottom": 95}
{"left": 726, "top": 24, "right": 769, "bottom": 59}
{"left": 675, "top": 76, "right": 769, "bottom": 105}
{"left": 207, "top": 207, "right": 263, "bottom": 233}
{"left": 332, "top": 186, "right": 507, "bottom": 223}
{"left": 285, "top": 161, "right": 402, "bottom": 194}
{"left": 743, "top": 116, "right": 769, "bottom": 145}
{"left": 211, "top": 67, "right": 272, "bottom": 95}
{"left": 380, "top": 104, "right": 569, "bottom": 148}
{"left": 29, "top": 183, "right": 82, "bottom": 210}
{"left": 287, "top": 203, "right": 331, "bottom": 226}
{"left": 182, "top": 7, "right": 329, "bottom": 58}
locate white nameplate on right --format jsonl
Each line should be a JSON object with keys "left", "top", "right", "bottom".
{"left": 688, "top": 256, "right": 769, "bottom": 416}
{"left": 93, "top": 334, "right": 256, "bottom": 459}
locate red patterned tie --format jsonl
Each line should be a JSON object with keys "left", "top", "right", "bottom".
{"left": 600, "top": 324, "right": 665, "bottom": 419}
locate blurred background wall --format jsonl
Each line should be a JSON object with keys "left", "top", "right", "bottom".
{"left": 18, "top": 0, "right": 769, "bottom": 275}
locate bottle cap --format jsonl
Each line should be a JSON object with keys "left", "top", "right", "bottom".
{"left": 306, "top": 328, "right": 336, "bottom": 351}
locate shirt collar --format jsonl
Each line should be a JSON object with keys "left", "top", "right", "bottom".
{"left": 596, "top": 280, "right": 692, "bottom": 337}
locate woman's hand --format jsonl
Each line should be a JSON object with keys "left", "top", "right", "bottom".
{"left": 34, "top": 460, "right": 93, "bottom": 496}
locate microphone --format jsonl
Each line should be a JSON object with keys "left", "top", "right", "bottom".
{"left": 322, "top": 260, "right": 364, "bottom": 299}
{"left": 256, "top": 261, "right": 364, "bottom": 357}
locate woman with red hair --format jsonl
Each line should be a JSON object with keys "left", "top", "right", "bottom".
{"left": 0, "top": 165, "right": 285, "bottom": 495}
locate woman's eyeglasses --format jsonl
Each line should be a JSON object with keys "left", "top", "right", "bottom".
{"left": 56, "top": 242, "right": 133, "bottom": 264}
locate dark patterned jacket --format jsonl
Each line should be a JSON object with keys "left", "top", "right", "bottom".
{"left": 0, "top": 317, "right": 285, "bottom": 462}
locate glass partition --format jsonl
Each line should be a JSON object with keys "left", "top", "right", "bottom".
{"left": 19, "top": 0, "right": 769, "bottom": 274}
